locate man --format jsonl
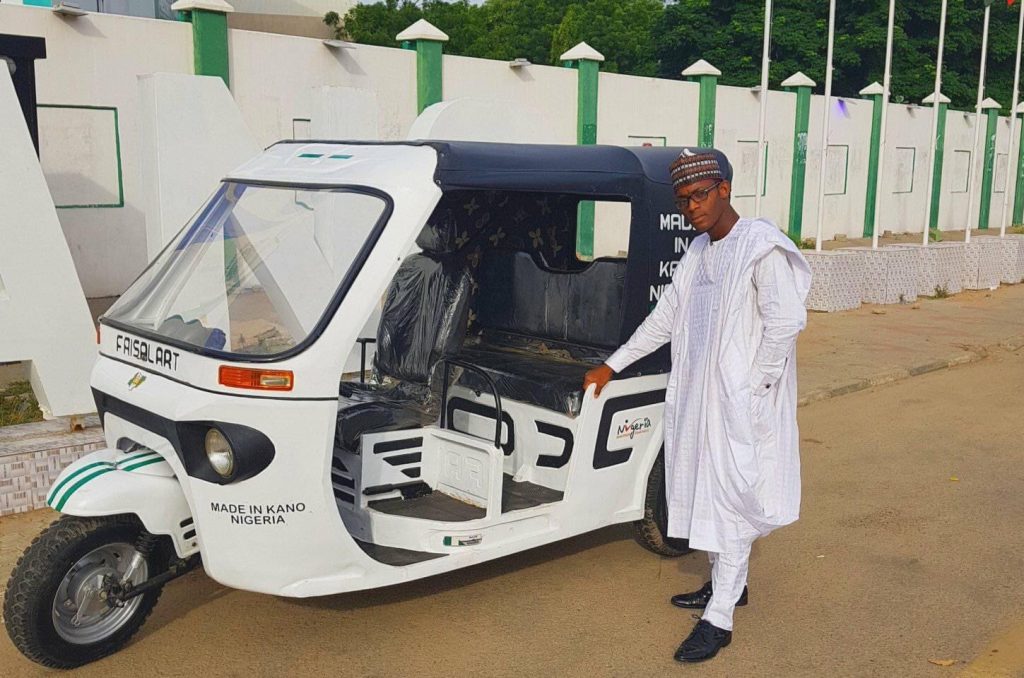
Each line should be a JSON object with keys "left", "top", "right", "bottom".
{"left": 583, "top": 149, "right": 811, "bottom": 663}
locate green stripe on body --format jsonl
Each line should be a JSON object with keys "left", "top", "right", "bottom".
{"left": 116, "top": 450, "right": 160, "bottom": 467}
{"left": 120, "top": 457, "right": 168, "bottom": 473}
{"left": 54, "top": 468, "right": 117, "bottom": 511}
{"left": 49, "top": 452, "right": 166, "bottom": 511}
{"left": 46, "top": 461, "right": 114, "bottom": 506}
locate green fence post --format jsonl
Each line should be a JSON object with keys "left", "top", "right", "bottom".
{"left": 782, "top": 72, "right": 815, "bottom": 240}
{"left": 978, "top": 97, "right": 1001, "bottom": 230}
{"left": 170, "top": 0, "right": 233, "bottom": 88}
{"left": 560, "top": 42, "right": 604, "bottom": 260}
{"left": 396, "top": 19, "right": 449, "bottom": 114}
{"left": 683, "top": 59, "right": 721, "bottom": 147}
{"left": 923, "top": 91, "right": 950, "bottom": 232}
{"left": 1014, "top": 102, "right": 1024, "bottom": 225}
{"left": 860, "top": 82, "right": 885, "bottom": 238}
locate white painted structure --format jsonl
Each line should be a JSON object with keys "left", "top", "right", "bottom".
{"left": 0, "top": 68, "right": 96, "bottom": 417}
{"left": 139, "top": 73, "right": 261, "bottom": 260}
{"left": 2, "top": 2, "right": 1024, "bottom": 297}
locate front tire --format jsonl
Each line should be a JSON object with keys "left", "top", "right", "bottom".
{"left": 3, "top": 514, "right": 170, "bottom": 669}
{"left": 633, "top": 450, "right": 691, "bottom": 557}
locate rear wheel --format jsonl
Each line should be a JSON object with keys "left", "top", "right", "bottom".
{"left": 3, "top": 514, "right": 171, "bottom": 669}
{"left": 633, "top": 450, "right": 691, "bottom": 557}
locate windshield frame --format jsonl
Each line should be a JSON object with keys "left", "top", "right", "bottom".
{"left": 101, "top": 180, "right": 395, "bottom": 364}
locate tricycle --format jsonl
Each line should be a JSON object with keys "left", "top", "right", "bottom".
{"left": 4, "top": 140, "right": 700, "bottom": 668}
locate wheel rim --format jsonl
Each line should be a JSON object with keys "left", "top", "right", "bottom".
{"left": 51, "top": 542, "right": 148, "bottom": 645}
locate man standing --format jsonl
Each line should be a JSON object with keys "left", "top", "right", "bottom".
{"left": 583, "top": 149, "right": 811, "bottom": 663}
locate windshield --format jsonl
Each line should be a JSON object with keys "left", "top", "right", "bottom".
{"left": 106, "top": 183, "right": 388, "bottom": 357}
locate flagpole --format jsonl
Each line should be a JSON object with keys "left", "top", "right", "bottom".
{"left": 871, "top": 0, "right": 897, "bottom": 249}
{"left": 1000, "top": 0, "right": 1024, "bottom": 237}
{"left": 966, "top": 4, "right": 993, "bottom": 244}
{"left": 923, "top": 0, "right": 950, "bottom": 246}
{"left": 754, "top": 0, "right": 772, "bottom": 217}
{"left": 814, "top": 0, "right": 837, "bottom": 252}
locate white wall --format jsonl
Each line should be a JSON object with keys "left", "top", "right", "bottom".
{"left": 229, "top": 0, "right": 354, "bottom": 17}
{"left": 0, "top": 5, "right": 193, "bottom": 297}
{"left": 715, "top": 85, "right": 797, "bottom": 232}
{"left": 4, "top": 1, "right": 1022, "bottom": 300}
{"left": 801, "top": 95, "right": 874, "bottom": 240}
{"left": 443, "top": 54, "right": 577, "bottom": 144}
{"left": 228, "top": 28, "right": 417, "bottom": 145}
{"left": 597, "top": 71, "right": 699, "bottom": 147}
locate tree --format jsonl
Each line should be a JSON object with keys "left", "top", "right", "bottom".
{"left": 335, "top": 0, "right": 1023, "bottom": 112}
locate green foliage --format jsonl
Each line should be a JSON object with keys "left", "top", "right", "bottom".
{"left": 0, "top": 381, "right": 42, "bottom": 427}
{"left": 933, "top": 285, "right": 950, "bottom": 298}
{"left": 784, "top": 231, "right": 816, "bottom": 249}
{"left": 336, "top": 0, "right": 1024, "bottom": 112}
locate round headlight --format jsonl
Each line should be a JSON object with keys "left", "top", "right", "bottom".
{"left": 204, "top": 428, "right": 235, "bottom": 478}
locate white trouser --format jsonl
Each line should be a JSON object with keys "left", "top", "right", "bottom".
{"left": 701, "top": 540, "right": 755, "bottom": 631}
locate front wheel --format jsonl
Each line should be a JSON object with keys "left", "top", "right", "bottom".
{"left": 3, "top": 514, "right": 170, "bottom": 669}
{"left": 633, "top": 450, "right": 691, "bottom": 557}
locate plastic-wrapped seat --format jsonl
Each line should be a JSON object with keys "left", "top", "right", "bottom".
{"left": 334, "top": 253, "right": 471, "bottom": 454}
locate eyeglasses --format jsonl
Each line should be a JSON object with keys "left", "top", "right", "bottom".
{"left": 674, "top": 181, "right": 723, "bottom": 209}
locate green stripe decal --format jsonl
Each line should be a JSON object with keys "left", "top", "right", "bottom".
{"left": 120, "top": 457, "right": 167, "bottom": 473}
{"left": 54, "top": 468, "right": 117, "bottom": 511}
{"left": 46, "top": 461, "right": 114, "bottom": 506}
{"left": 329, "top": 154, "right": 352, "bottom": 160}
{"left": 116, "top": 451, "right": 159, "bottom": 467}
{"left": 298, "top": 153, "right": 323, "bottom": 158}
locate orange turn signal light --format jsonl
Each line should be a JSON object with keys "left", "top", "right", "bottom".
{"left": 218, "top": 366, "right": 294, "bottom": 392}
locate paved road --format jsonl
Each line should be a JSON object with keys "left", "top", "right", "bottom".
{"left": 2, "top": 349, "right": 1024, "bottom": 677}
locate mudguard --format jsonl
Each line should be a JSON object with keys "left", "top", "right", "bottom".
{"left": 46, "top": 448, "right": 198, "bottom": 558}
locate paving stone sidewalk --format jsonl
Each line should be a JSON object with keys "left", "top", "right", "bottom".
{"left": 797, "top": 283, "right": 1024, "bottom": 405}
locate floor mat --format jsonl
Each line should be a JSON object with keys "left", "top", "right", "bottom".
{"left": 368, "top": 475, "right": 564, "bottom": 521}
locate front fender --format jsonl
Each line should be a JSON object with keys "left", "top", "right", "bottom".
{"left": 46, "top": 448, "right": 198, "bottom": 558}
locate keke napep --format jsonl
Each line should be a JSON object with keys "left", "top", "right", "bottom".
{"left": 5, "top": 140, "right": 707, "bottom": 668}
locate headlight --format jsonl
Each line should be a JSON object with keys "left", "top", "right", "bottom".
{"left": 204, "top": 428, "right": 235, "bottom": 478}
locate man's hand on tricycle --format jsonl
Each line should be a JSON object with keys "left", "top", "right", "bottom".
{"left": 583, "top": 364, "right": 615, "bottom": 398}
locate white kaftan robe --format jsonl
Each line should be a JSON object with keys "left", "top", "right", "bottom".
{"left": 606, "top": 218, "right": 811, "bottom": 554}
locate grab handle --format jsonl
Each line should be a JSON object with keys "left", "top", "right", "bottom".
{"left": 440, "top": 359, "right": 504, "bottom": 450}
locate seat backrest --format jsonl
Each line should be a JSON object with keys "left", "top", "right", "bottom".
{"left": 475, "top": 250, "right": 626, "bottom": 349}
{"left": 374, "top": 253, "right": 472, "bottom": 384}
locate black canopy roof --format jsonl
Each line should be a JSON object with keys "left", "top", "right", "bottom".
{"left": 286, "top": 140, "right": 730, "bottom": 195}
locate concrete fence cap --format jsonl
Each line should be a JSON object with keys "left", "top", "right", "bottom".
{"left": 781, "top": 72, "right": 816, "bottom": 88}
{"left": 981, "top": 97, "right": 1001, "bottom": 110}
{"left": 170, "top": 0, "right": 234, "bottom": 12}
{"left": 396, "top": 19, "right": 449, "bottom": 43}
{"left": 682, "top": 59, "right": 721, "bottom": 77}
{"left": 859, "top": 82, "right": 884, "bottom": 96}
{"left": 559, "top": 42, "right": 605, "bottom": 63}
{"left": 922, "top": 92, "right": 951, "bottom": 105}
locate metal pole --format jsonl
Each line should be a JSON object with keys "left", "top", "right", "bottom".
{"left": 923, "top": 0, "right": 950, "bottom": 246}
{"left": 1000, "top": 1, "right": 1024, "bottom": 237}
{"left": 966, "top": 5, "right": 992, "bottom": 243}
{"left": 754, "top": 0, "right": 772, "bottom": 216}
{"left": 814, "top": 0, "right": 837, "bottom": 252}
{"left": 871, "top": 0, "right": 897, "bottom": 249}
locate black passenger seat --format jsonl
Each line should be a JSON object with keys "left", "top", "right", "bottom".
{"left": 455, "top": 250, "right": 627, "bottom": 417}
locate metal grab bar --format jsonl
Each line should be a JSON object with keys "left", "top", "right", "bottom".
{"left": 356, "top": 337, "right": 376, "bottom": 383}
{"left": 439, "top": 358, "right": 504, "bottom": 450}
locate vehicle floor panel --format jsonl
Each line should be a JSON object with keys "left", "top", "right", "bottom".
{"left": 354, "top": 539, "right": 447, "bottom": 565}
{"left": 367, "top": 475, "right": 564, "bottom": 521}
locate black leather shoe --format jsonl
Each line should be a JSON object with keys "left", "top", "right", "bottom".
{"left": 670, "top": 581, "right": 748, "bottom": 609}
{"left": 673, "top": 619, "right": 732, "bottom": 663}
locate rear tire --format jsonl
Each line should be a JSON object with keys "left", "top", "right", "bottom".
{"left": 633, "top": 450, "right": 691, "bottom": 557}
{"left": 3, "top": 514, "right": 171, "bottom": 669}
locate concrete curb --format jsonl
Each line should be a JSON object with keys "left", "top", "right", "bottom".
{"left": 797, "top": 333, "right": 1024, "bottom": 408}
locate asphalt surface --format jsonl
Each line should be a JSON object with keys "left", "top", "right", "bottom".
{"left": 2, "top": 349, "right": 1024, "bottom": 677}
